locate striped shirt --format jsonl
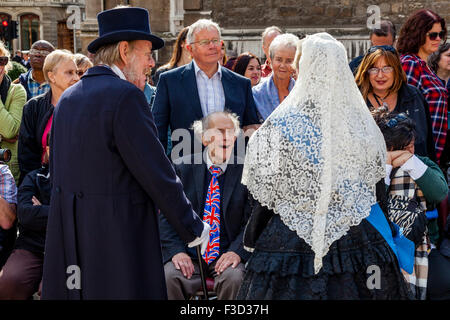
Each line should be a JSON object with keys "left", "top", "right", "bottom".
{"left": 400, "top": 54, "right": 448, "bottom": 161}
{"left": 193, "top": 60, "right": 225, "bottom": 116}
{"left": 0, "top": 165, "right": 17, "bottom": 204}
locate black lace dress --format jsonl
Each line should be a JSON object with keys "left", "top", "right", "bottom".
{"left": 236, "top": 196, "right": 413, "bottom": 300}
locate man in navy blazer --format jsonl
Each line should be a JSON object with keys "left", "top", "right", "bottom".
{"left": 159, "top": 111, "right": 252, "bottom": 300}
{"left": 152, "top": 19, "right": 261, "bottom": 159}
{"left": 41, "top": 7, "right": 209, "bottom": 300}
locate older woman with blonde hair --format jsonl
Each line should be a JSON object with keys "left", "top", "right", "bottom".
{"left": 18, "top": 49, "right": 79, "bottom": 183}
{"left": 355, "top": 46, "right": 436, "bottom": 161}
{"left": 0, "top": 41, "right": 27, "bottom": 183}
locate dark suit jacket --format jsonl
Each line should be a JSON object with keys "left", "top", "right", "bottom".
{"left": 42, "top": 66, "right": 204, "bottom": 300}
{"left": 152, "top": 61, "right": 260, "bottom": 154}
{"left": 159, "top": 154, "right": 252, "bottom": 264}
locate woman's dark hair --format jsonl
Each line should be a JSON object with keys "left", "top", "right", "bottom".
{"left": 159, "top": 26, "right": 189, "bottom": 70}
{"left": 232, "top": 52, "right": 261, "bottom": 76}
{"left": 372, "top": 107, "right": 416, "bottom": 151}
{"left": 396, "top": 9, "right": 447, "bottom": 55}
{"left": 428, "top": 43, "right": 450, "bottom": 74}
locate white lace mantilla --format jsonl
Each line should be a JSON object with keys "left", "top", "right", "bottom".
{"left": 242, "top": 33, "right": 387, "bottom": 274}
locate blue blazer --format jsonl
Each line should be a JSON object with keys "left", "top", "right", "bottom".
{"left": 152, "top": 61, "right": 260, "bottom": 154}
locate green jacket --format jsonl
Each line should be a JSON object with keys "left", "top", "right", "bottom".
{"left": 415, "top": 155, "right": 448, "bottom": 206}
{"left": 0, "top": 82, "right": 27, "bottom": 183}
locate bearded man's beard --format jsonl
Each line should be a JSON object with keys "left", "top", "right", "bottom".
{"left": 123, "top": 53, "right": 150, "bottom": 89}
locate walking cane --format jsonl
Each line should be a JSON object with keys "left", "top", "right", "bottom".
{"left": 196, "top": 245, "right": 209, "bottom": 300}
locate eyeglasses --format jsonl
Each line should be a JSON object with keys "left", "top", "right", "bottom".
{"left": 191, "top": 39, "right": 221, "bottom": 47}
{"left": 367, "top": 66, "right": 394, "bottom": 75}
{"left": 427, "top": 31, "right": 445, "bottom": 40}
{"left": 30, "top": 49, "right": 51, "bottom": 57}
{"left": 0, "top": 56, "right": 8, "bottom": 66}
{"left": 386, "top": 113, "right": 408, "bottom": 128}
{"left": 367, "top": 45, "right": 397, "bottom": 54}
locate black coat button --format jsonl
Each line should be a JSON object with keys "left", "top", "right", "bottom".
{"left": 77, "top": 192, "right": 84, "bottom": 199}
{"left": 55, "top": 187, "right": 61, "bottom": 193}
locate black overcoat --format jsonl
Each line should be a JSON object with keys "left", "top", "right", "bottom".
{"left": 41, "top": 66, "right": 204, "bottom": 299}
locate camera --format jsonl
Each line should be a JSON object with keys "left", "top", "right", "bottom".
{"left": 0, "top": 149, "right": 11, "bottom": 163}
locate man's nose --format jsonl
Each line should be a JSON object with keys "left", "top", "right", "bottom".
{"left": 149, "top": 55, "right": 156, "bottom": 68}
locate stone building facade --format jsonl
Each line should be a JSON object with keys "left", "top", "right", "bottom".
{"left": 0, "top": 0, "right": 85, "bottom": 52}
{"left": 1, "top": 0, "right": 449, "bottom": 63}
{"left": 80, "top": 0, "right": 449, "bottom": 66}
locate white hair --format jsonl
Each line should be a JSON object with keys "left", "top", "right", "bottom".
{"left": 261, "top": 26, "right": 282, "bottom": 45}
{"left": 192, "top": 111, "right": 240, "bottom": 140}
{"left": 186, "top": 19, "right": 221, "bottom": 44}
{"left": 269, "top": 33, "right": 299, "bottom": 60}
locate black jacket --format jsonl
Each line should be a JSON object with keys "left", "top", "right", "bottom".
{"left": 42, "top": 66, "right": 203, "bottom": 300}
{"left": 367, "top": 83, "right": 436, "bottom": 162}
{"left": 395, "top": 83, "right": 437, "bottom": 162}
{"left": 159, "top": 154, "right": 252, "bottom": 264}
{"left": 17, "top": 90, "right": 53, "bottom": 185}
{"left": 15, "top": 165, "right": 51, "bottom": 255}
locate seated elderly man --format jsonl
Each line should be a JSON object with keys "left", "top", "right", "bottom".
{"left": 252, "top": 33, "right": 299, "bottom": 121}
{"left": 159, "top": 111, "right": 251, "bottom": 300}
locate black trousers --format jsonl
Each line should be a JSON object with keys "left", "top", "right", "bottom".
{"left": 427, "top": 249, "right": 450, "bottom": 300}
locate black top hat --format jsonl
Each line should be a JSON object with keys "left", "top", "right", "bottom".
{"left": 88, "top": 7, "right": 164, "bottom": 53}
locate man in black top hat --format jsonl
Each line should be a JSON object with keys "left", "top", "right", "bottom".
{"left": 41, "top": 6, "right": 209, "bottom": 300}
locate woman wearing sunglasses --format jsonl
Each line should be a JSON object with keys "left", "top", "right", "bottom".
{"left": 0, "top": 41, "right": 27, "bottom": 183}
{"left": 355, "top": 46, "right": 436, "bottom": 161}
{"left": 396, "top": 9, "right": 448, "bottom": 164}
{"left": 372, "top": 108, "right": 448, "bottom": 300}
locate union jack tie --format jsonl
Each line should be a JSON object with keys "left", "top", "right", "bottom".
{"left": 202, "top": 166, "right": 222, "bottom": 264}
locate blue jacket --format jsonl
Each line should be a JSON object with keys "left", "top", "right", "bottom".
{"left": 152, "top": 61, "right": 260, "bottom": 155}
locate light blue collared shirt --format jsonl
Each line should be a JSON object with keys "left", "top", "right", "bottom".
{"left": 193, "top": 60, "right": 225, "bottom": 116}
{"left": 252, "top": 74, "right": 295, "bottom": 120}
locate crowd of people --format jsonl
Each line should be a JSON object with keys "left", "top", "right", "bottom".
{"left": 0, "top": 5, "right": 448, "bottom": 300}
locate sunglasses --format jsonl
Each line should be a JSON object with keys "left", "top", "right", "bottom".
{"left": 367, "top": 45, "right": 397, "bottom": 54}
{"left": 386, "top": 113, "right": 408, "bottom": 128}
{"left": 427, "top": 31, "right": 445, "bottom": 40}
{"left": 0, "top": 56, "right": 8, "bottom": 66}
{"left": 29, "top": 49, "right": 51, "bottom": 57}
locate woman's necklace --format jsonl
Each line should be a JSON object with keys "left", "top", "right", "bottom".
{"left": 372, "top": 92, "right": 390, "bottom": 109}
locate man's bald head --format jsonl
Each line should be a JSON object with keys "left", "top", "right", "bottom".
{"left": 31, "top": 40, "right": 55, "bottom": 51}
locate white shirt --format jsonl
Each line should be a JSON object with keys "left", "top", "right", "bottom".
{"left": 193, "top": 60, "right": 225, "bottom": 116}
{"left": 110, "top": 64, "right": 127, "bottom": 80}
{"left": 385, "top": 155, "right": 428, "bottom": 185}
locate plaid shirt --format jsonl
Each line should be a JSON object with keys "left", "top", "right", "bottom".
{"left": 0, "top": 165, "right": 17, "bottom": 204}
{"left": 26, "top": 70, "right": 50, "bottom": 99}
{"left": 400, "top": 54, "right": 448, "bottom": 161}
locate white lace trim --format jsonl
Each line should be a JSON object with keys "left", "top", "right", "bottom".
{"left": 242, "top": 33, "right": 387, "bottom": 274}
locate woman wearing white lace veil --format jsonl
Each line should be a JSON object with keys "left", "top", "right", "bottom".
{"left": 236, "top": 33, "right": 412, "bottom": 300}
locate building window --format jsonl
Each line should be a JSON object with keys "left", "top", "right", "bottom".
{"left": 170, "top": 0, "right": 184, "bottom": 35}
{"left": 21, "top": 14, "right": 39, "bottom": 50}
{"left": 57, "top": 20, "right": 74, "bottom": 52}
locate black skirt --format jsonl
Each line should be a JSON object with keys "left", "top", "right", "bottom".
{"left": 237, "top": 211, "right": 413, "bottom": 300}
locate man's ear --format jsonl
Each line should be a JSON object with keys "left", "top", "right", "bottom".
{"left": 186, "top": 43, "right": 194, "bottom": 56}
{"left": 118, "top": 41, "right": 130, "bottom": 66}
